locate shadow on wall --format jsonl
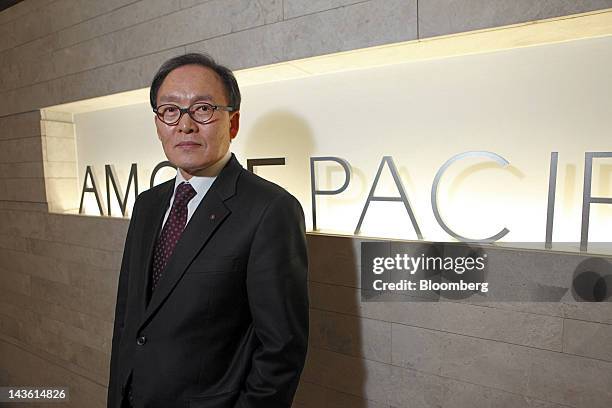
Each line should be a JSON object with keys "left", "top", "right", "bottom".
{"left": 241, "top": 110, "right": 315, "bottom": 215}
{"left": 240, "top": 110, "right": 368, "bottom": 405}
{"left": 296, "top": 235, "right": 365, "bottom": 407}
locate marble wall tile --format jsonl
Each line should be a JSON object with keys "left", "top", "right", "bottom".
{"left": 563, "top": 318, "right": 612, "bottom": 362}
{"left": 43, "top": 136, "right": 76, "bottom": 163}
{"left": 42, "top": 162, "right": 77, "bottom": 179}
{"left": 0, "top": 178, "right": 46, "bottom": 202}
{"left": 0, "top": 247, "right": 70, "bottom": 284}
{"left": 40, "top": 120, "right": 74, "bottom": 138}
{"left": 310, "top": 281, "right": 564, "bottom": 351}
{"left": 562, "top": 301, "right": 612, "bottom": 325}
{"left": 0, "top": 0, "right": 136, "bottom": 52}
{"left": 0, "top": 162, "right": 45, "bottom": 179}
{"left": 0, "top": 338, "right": 108, "bottom": 407}
{"left": 55, "top": 0, "right": 182, "bottom": 51}
{"left": 310, "top": 309, "right": 391, "bottom": 363}
{"left": 0, "top": 0, "right": 56, "bottom": 26}
{"left": 0, "top": 111, "right": 40, "bottom": 140}
{"left": 44, "top": 178, "right": 80, "bottom": 213}
{"left": 187, "top": 0, "right": 418, "bottom": 70}
{"left": 0, "top": 137, "right": 43, "bottom": 163}
{"left": 0, "top": 267, "right": 31, "bottom": 296}
{"left": 294, "top": 379, "right": 391, "bottom": 408}
{"left": 388, "top": 365, "right": 444, "bottom": 408}
{"left": 439, "top": 377, "right": 570, "bottom": 408}
{"left": 0, "top": 232, "right": 28, "bottom": 251}
{"left": 284, "top": 0, "right": 367, "bottom": 19}
{"left": 0, "top": 208, "right": 50, "bottom": 239}
{"left": 0, "top": 312, "right": 21, "bottom": 341}
{"left": 302, "top": 347, "right": 391, "bottom": 404}
{"left": 30, "top": 276, "right": 113, "bottom": 321}
{"left": 45, "top": 212, "right": 129, "bottom": 251}
{"left": 27, "top": 237, "right": 122, "bottom": 270}
{"left": 418, "top": 0, "right": 612, "bottom": 39}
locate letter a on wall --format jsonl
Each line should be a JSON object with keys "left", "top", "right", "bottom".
{"left": 355, "top": 156, "right": 422, "bottom": 239}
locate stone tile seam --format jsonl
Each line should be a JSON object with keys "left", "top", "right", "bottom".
{"left": 45, "top": 0, "right": 183, "bottom": 53}
{"left": 0, "top": 0, "right": 143, "bottom": 55}
{"left": 0, "top": 332, "right": 108, "bottom": 387}
{"left": 26, "top": 280, "right": 113, "bottom": 323}
{"left": 306, "top": 345, "right": 578, "bottom": 408}
{"left": 0, "top": 286, "right": 114, "bottom": 327}
{"left": 298, "top": 378, "right": 391, "bottom": 406}
{"left": 0, "top": 109, "right": 39, "bottom": 120}
{"left": 312, "top": 305, "right": 565, "bottom": 354}
{"left": 0, "top": 195, "right": 46, "bottom": 204}
{"left": 12, "top": 0, "right": 612, "bottom": 98}
{"left": 40, "top": 119, "right": 74, "bottom": 124}
{"left": 3, "top": 1, "right": 612, "bottom": 100}
{"left": 3, "top": 0, "right": 395, "bottom": 97}
{"left": 4, "top": 0, "right": 363, "bottom": 60}
{"left": 0, "top": 160, "right": 47, "bottom": 165}
{"left": 0, "top": 135, "right": 41, "bottom": 142}
{"left": 0, "top": 0, "right": 274, "bottom": 92}
{"left": 0, "top": 199, "right": 48, "bottom": 206}
{"left": 0, "top": 237, "right": 123, "bottom": 261}
{"left": 0, "top": 176, "right": 46, "bottom": 180}
{"left": 41, "top": 134, "right": 76, "bottom": 140}
{"left": 308, "top": 279, "right": 608, "bottom": 322}
{"left": 414, "top": 6, "right": 612, "bottom": 43}
{"left": 415, "top": 0, "right": 419, "bottom": 40}
{"left": 0, "top": 0, "right": 63, "bottom": 27}
{"left": 0, "top": 41, "right": 187, "bottom": 101}
{"left": 0, "top": 134, "right": 44, "bottom": 141}
{"left": 0, "top": 306, "right": 111, "bottom": 356}
{"left": 0, "top": 160, "right": 46, "bottom": 166}
{"left": 282, "top": 0, "right": 371, "bottom": 21}
{"left": 47, "top": 213, "right": 130, "bottom": 226}
{"left": 561, "top": 317, "right": 566, "bottom": 354}
{"left": 310, "top": 306, "right": 612, "bottom": 364}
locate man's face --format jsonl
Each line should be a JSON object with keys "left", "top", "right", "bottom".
{"left": 155, "top": 64, "right": 239, "bottom": 179}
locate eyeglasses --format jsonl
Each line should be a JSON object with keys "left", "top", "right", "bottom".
{"left": 153, "top": 102, "right": 236, "bottom": 125}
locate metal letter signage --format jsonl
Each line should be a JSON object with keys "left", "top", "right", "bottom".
{"left": 355, "top": 156, "right": 422, "bottom": 239}
{"left": 310, "top": 157, "right": 351, "bottom": 231}
{"left": 431, "top": 151, "right": 510, "bottom": 243}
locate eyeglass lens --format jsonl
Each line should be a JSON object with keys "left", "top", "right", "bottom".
{"left": 157, "top": 103, "right": 213, "bottom": 124}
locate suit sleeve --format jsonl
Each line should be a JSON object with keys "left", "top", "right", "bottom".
{"left": 107, "top": 197, "right": 140, "bottom": 407}
{"left": 235, "top": 193, "right": 309, "bottom": 408}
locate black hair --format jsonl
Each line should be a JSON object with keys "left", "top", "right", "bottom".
{"left": 149, "top": 52, "right": 241, "bottom": 110}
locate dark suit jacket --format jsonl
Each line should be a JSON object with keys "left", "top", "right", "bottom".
{"left": 107, "top": 154, "right": 309, "bottom": 408}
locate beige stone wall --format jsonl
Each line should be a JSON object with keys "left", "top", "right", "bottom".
{"left": 1, "top": 1, "right": 612, "bottom": 407}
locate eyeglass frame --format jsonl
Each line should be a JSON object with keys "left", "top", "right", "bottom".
{"left": 153, "top": 101, "right": 236, "bottom": 126}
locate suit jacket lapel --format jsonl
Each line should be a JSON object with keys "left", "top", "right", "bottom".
{"left": 138, "top": 154, "right": 242, "bottom": 332}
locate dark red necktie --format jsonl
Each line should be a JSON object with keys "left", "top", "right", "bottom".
{"left": 150, "top": 182, "right": 197, "bottom": 293}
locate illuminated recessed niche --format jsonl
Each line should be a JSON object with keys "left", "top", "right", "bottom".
{"left": 42, "top": 8, "right": 612, "bottom": 254}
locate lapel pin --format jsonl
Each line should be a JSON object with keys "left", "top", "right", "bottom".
{"left": 210, "top": 214, "right": 216, "bottom": 220}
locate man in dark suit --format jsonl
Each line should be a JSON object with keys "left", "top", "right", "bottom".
{"left": 107, "top": 53, "right": 309, "bottom": 408}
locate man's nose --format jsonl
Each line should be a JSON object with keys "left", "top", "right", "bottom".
{"left": 178, "top": 111, "right": 197, "bottom": 133}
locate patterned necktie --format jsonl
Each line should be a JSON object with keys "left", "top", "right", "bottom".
{"left": 150, "top": 182, "right": 197, "bottom": 293}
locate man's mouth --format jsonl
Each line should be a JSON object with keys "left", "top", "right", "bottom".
{"left": 176, "top": 141, "right": 201, "bottom": 147}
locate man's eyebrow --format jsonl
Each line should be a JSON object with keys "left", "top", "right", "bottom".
{"left": 158, "top": 94, "right": 214, "bottom": 103}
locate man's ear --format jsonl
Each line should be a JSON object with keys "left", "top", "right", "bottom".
{"left": 229, "top": 111, "right": 240, "bottom": 140}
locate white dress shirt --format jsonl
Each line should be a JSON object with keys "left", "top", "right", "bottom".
{"left": 160, "top": 150, "right": 231, "bottom": 232}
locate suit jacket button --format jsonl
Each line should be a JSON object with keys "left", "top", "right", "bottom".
{"left": 136, "top": 336, "right": 147, "bottom": 346}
